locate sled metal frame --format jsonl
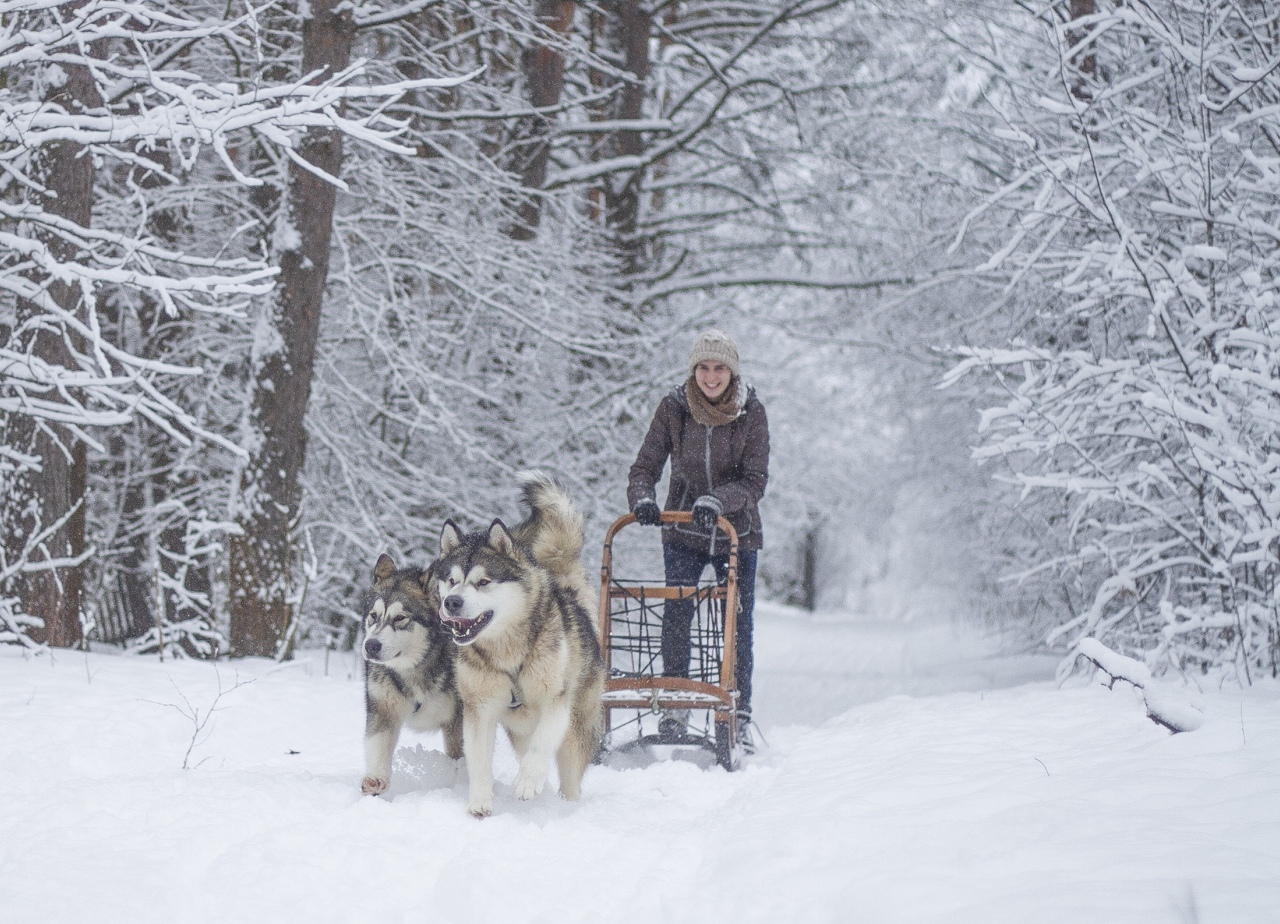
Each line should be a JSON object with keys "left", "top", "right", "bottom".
{"left": 597, "top": 511, "right": 742, "bottom": 770}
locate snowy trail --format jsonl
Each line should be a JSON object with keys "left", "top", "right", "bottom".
{"left": 2, "top": 606, "right": 1279, "bottom": 923}
{"left": 750, "top": 604, "right": 1059, "bottom": 730}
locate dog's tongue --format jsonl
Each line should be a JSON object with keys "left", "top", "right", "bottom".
{"left": 442, "top": 611, "right": 492, "bottom": 643}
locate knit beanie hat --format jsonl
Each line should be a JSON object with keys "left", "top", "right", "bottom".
{"left": 687, "top": 329, "right": 740, "bottom": 377}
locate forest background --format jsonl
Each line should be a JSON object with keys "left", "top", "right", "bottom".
{"left": 2, "top": 0, "right": 1277, "bottom": 683}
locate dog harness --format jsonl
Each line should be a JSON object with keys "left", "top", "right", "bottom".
{"left": 505, "top": 668, "right": 525, "bottom": 710}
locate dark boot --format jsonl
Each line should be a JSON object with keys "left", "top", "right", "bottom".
{"left": 736, "top": 713, "right": 757, "bottom": 755}
{"left": 658, "top": 709, "right": 690, "bottom": 743}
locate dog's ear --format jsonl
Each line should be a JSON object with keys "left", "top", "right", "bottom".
{"left": 418, "top": 562, "right": 440, "bottom": 605}
{"left": 440, "top": 520, "right": 463, "bottom": 555}
{"left": 488, "top": 519, "right": 515, "bottom": 557}
{"left": 373, "top": 553, "right": 396, "bottom": 582}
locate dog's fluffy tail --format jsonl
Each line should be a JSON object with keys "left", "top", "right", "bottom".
{"left": 513, "top": 471, "right": 595, "bottom": 609}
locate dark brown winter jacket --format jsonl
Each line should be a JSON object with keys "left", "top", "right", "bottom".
{"left": 627, "top": 383, "right": 769, "bottom": 552}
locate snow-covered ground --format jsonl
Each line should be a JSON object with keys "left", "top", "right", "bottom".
{"left": 3, "top": 603, "right": 1278, "bottom": 923}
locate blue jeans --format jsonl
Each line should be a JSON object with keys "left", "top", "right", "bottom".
{"left": 661, "top": 542, "right": 758, "bottom": 717}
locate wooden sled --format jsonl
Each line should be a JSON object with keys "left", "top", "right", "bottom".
{"left": 597, "top": 510, "right": 743, "bottom": 770}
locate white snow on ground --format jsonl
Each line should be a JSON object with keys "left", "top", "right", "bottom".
{"left": 2, "top": 602, "right": 1279, "bottom": 923}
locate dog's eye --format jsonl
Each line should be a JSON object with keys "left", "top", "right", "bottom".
{"left": 366, "top": 612, "right": 377, "bottom": 623}
{"left": 474, "top": 579, "right": 490, "bottom": 588}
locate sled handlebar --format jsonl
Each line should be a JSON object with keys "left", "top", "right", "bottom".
{"left": 602, "top": 510, "right": 739, "bottom": 552}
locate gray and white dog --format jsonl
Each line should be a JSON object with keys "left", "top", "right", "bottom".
{"left": 435, "top": 472, "right": 605, "bottom": 817}
{"left": 361, "top": 553, "right": 463, "bottom": 795}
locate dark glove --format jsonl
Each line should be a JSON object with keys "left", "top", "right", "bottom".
{"left": 632, "top": 498, "right": 661, "bottom": 526}
{"left": 691, "top": 495, "right": 723, "bottom": 531}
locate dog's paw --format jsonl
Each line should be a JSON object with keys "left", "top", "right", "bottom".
{"left": 467, "top": 797, "right": 493, "bottom": 819}
{"left": 513, "top": 767, "right": 547, "bottom": 801}
{"left": 361, "top": 776, "right": 388, "bottom": 795}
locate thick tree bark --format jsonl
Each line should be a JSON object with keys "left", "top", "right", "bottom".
{"left": 589, "top": 1, "right": 651, "bottom": 275}
{"left": 1, "top": 55, "right": 101, "bottom": 648}
{"left": 510, "top": 0, "right": 575, "bottom": 238}
{"left": 228, "top": 0, "right": 355, "bottom": 657}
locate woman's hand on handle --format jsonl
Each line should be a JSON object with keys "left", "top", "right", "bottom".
{"left": 691, "top": 495, "right": 723, "bottom": 531}
{"left": 632, "top": 498, "right": 661, "bottom": 526}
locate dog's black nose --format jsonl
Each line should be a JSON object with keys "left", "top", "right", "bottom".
{"left": 443, "top": 595, "right": 464, "bottom": 615}
{"left": 364, "top": 638, "right": 382, "bottom": 659}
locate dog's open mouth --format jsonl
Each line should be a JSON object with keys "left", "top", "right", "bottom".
{"left": 441, "top": 610, "right": 493, "bottom": 645}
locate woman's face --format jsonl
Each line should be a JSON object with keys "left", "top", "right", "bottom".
{"left": 694, "top": 360, "right": 732, "bottom": 400}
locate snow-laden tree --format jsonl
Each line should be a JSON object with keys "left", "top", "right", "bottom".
{"left": 944, "top": 0, "right": 1280, "bottom": 679}
{"left": 0, "top": 0, "right": 461, "bottom": 651}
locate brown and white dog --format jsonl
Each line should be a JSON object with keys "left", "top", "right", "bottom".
{"left": 434, "top": 472, "right": 605, "bottom": 817}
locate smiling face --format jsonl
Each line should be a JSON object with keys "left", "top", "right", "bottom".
{"left": 694, "top": 360, "right": 732, "bottom": 400}
{"left": 436, "top": 562, "right": 525, "bottom": 645}
{"left": 435, "top": 520, "right": 527, "bottom": 646}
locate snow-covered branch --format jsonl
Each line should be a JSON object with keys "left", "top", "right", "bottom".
{"left": 947, "top": 0, "right": 1280, "bottom": 680}
{"left": 1076, "top": 638, "right": 1205, "bottom": 733}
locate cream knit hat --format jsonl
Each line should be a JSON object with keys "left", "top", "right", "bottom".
{"left": 687, "top": 329, "right": 740, "bottom": 377}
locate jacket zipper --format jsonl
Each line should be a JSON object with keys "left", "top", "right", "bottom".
{"left": 704, "top": 425, "right": 714, "bottom": 494}
{"left": 704, "top": 425, "right": 717, "bottom": 557}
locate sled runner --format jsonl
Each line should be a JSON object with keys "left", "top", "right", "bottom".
{"left": 597, "top": 511, "right": 744, "bottom": 770}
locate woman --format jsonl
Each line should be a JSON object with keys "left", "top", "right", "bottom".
{"left": 627, "top": 329, "right": 769, "bottom": 749}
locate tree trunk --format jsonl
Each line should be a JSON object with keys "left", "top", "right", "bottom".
{"left": 589, "top": 1, "right": 651, "bottom": 275}
{"left": 802, "top": 528, "right": 818, "bottom": 612}
{"left": 1, "top": 52, "right": 101, "bottom": 648}
{"left": 510, "top": 0, "right": 575, "bottom": 238}
{"left": 228, "top": 0, "right": 355, "bottom": 657}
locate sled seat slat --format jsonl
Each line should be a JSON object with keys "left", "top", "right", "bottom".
{"left": 603, "top": 694, "right": 731, "bottom": 710}
{"left": 606, "top": 585, "right": 725, "bottom": 601}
